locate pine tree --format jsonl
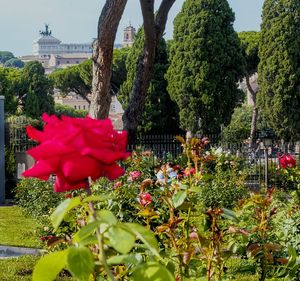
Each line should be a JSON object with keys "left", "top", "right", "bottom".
{"left": 258, "top": 0, "right": 300, "bottom": 140}
{"left": 166, "top": 0, "right": 245, "bottom": 134}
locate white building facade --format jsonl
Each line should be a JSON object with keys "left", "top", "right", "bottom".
{"left": 32, "top": 24, "right": 92, "bottom": 56}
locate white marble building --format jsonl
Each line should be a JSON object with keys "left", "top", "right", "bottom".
{"left": 21, "top": 24, "right": 135, "bottom": 73}
{"left": 32, "top": 24, "right": 92, "bottom": 56}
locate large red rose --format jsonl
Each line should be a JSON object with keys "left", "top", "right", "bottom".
{"left": 23, "top": 114, "right": 130, "bottom": 192}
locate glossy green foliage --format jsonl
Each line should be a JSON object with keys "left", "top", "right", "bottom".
{"left": 166, "top": 0, "right": 245, "bottom": 134}
{"left": 22, "top": 61, "right": 54, "bottom": 118}
{"left": 258, "top": 0, "right": 300, "bottom": 140}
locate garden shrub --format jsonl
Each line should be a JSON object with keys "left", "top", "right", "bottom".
{"left": 199, "top": 152, "right": 248, "bottom": 209}
{"left": 199, "top": 179, "right": 246, "bottom": 209}
{"left": 5, "top": 146, "right": 16, "bottom": 198}
{"left": 15, "top": 178, "right": 63, "bottom": 218}
{"left": 283, "top": 211, "right": 300, "bottom": 280}
{"left": 91, "top": 151, "right": 162, "bottom": 224}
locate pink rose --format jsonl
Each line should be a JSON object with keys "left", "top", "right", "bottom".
{"left": 183, "top": 167, "right": 195, "bottom": 177}
{"left": 139, "top": 192, "right": 152, "bottom": 207}
{"left": 130, "top": 171, "right": 141, "bottom": 181}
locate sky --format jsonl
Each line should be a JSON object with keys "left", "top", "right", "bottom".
{"left": 0, "top": 0, "right": 264, "bottom": 57}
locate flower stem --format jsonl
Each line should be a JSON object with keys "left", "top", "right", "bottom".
{"left": 85, "top": 185, "right": 115, "bottom": 281}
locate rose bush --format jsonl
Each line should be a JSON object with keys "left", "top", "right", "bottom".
{"left": 17, "top": 123, "right": 300, "bottom": 281}
{"left": 23, "top": 113, "right": 129, "bottom": 192}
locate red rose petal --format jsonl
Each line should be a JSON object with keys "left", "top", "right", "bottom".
{"left": 81, "top": 147, "right": 129, "bottom": 164}
{"left": 61, "top": 155, "right": 102, "bottom": 182}
{"left": 22, "top": 160, "right": 54, "bottom": 180}
{"left": 102, "top": 163, "right": 125, "bottom": 180}
{"left": 54, "top": 173, "right": 88, "bottom": 192}
{"left": 27, "top": 141, "right": 76, "bottom": 159}
{"left": 26, "top": 126, "right": 45, "bottom": 143}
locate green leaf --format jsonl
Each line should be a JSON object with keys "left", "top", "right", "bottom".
{"left": 76, "top": 235, "right": 98, "bottom": 246}
{"left": 97, "top": 209, "right": 118, "bottom": 225}
{"left": 132, "top": 262, "right": 175, "bottom": 281}
{"left": 222, "top": 208, "right": 239, "bottom": 222}
{"left": 124, "top": 223, "right": 160, "bottom": 258}
{"left": 172, "top": 191, "right": 187, "bottom": 208}
{"left": 189, "top": 185, "right": 201, "bottom": 193}
{"left": 287, "top": 246, "right": 297, "bottom": 268}
{"left": 73, "top": 221, "right": 100, "bottom": 243}
{"left": 166, "top": 261, "right": 176, "bottom": 275}
{"left": 82, "top": 195, "right": 108, "bottom": 203}
{"left": 51, "top": 197, "right": 81, "bottom": 230}
{"left": 32, "top": 250, "right": 68, "bottom": 281}
{"left": 107, "top": 253, "right": 143, "bottom": 265}
{"left": 67, "top": 246, "right": 94, "bottom": 281}
{"left": 106, "top": 225, "right": 136, "bottom": 254}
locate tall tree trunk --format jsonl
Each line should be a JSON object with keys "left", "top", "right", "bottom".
{"left": 123, "top": 0, "right": 176, "bottom": 139}
{"left": 246, "top": 73, "right": 258, "bottom": 149}
{"left": 89, "top": 0, "right": 127, "bottom": 120}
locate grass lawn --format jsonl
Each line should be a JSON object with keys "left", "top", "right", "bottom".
{"left": 0, "top": 255, "right": 39, "bottom": 281}
{"left": 0, "top": 206, "right": 72, "bottom": 280}
{"left": 0, "top": 255, "right": 72, "bottom": 281}
{"left": 0, "top": 206, "right": 42, "bottom": 248}
{"left": 0, "top": 206, "right": 285, "bottom": 281}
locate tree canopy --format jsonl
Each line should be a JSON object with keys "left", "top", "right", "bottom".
{"left": 50, "top": 49, "right": 128, "bottom": 108}
{"left": 258, "top": 0, "right": 300, "bottom": 140}
{"left": 0, "top": 67, "right": 18, "bottom": 114}
{"left": 0, "top": 51, "right": 14, "bottom": 64}
{"left": 111, "top": 47, "right": 130, "bottom": 94}
{"left": 3, "top": 58, "right": 24, "bottom": 68}
{"left": 49, "top": 63, "right": 91, "bottom": 104}
{"left": 21, "top": 61, "right": 54, "bottom": 118}
{"left": 238, "top": 31, "right": 260, "bottom": 76}
{"left": 221, "top": 104, "right": 267, "bottom": 143}
{"left": 54, "top": 104, "right": 87, "bottom": 118}
{"left": 166, "top": 0, "right": 245, "bottom": 135}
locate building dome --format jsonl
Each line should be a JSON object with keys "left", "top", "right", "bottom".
{"left": 33, "top": 35, "right": 61, "bottom": 44}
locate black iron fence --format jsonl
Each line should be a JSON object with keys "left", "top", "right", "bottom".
{"left": 5, "top": 117, "right": 300, "bottom": 189}
{"left": 5, "top": 116, "right": 38, "bottom": 152}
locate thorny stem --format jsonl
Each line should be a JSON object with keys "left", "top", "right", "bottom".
{"left": 86, "top": 185, "right": 115, "bottom": 281}
{"left": 207, "top": 216, "right": 215, "bottom": 281}
{"left": 259, "top": 209, "right": 268, "bottom": 281}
